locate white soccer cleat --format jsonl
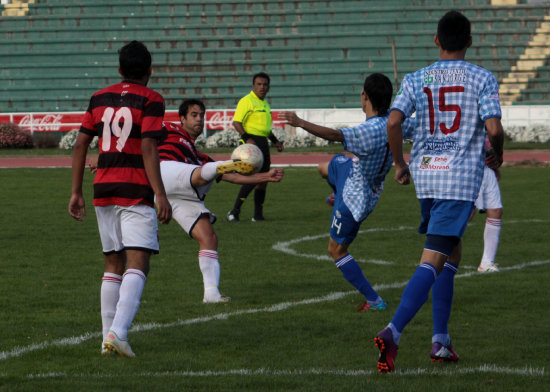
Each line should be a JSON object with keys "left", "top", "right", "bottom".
{"left": 477, "top": 263, "right": 500, "bottom": 273}
{"left": 216, "top": 160, "right": 256, "bottom": 175}
{"left": 203, "top": 295, "right": 231, "bottom": 304}
{"left": 103, "top": 330, "right": 136, "bottom": 358}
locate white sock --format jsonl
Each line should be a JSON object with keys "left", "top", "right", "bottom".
{"left": 101, "top": 273, "right": 122, "bottom": 342}
{"left": 200, "top": 162, "right": 223, "bottom": 182}
{"left": 110, "top": 269, "right": 146, "bottom": 341}
{"left": 481, "top": 218, "right": 501, "bottom": 266}
{"left": 199, "top": 250, "right": 221, "bottom": 299}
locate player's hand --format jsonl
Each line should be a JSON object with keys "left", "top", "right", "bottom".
{"left": 267, "top": 168, "right": 284, "bottom": 182}
{"left": 485, "top": 148, "right": 503, "bottom": 170}
{"left": 155, "top": 195, "right": 172, "bottom": 224}
{"left": 68, "top": 193, "right": 86, "bottom": 221}
{"left": 279, "top": 111, "right": 301, "bottom": 127}
{"left": 394, "top": 164, "right": 411, "bottom": 185}
{"left": 88, "top": 157, "right": 98, "bottom": 174}
{"left": 275, "top": 140, "right": 284, "bottom": 152}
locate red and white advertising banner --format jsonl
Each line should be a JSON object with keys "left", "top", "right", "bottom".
{"left": 0, "top": 110, "right": 286, "bottom": 133}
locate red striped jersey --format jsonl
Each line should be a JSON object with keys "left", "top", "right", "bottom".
{"left": 158, "top": 122, "right": 213, "bottom": 165}
{"left": 79, "top": 80, "right": 165, "bottom": 207}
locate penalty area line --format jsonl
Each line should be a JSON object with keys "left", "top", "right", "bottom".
{"left": 1, "top": 259, "right": 549, "bottom": 363}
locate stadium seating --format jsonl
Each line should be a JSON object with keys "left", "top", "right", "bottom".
{"left": 1, "top": 0, "right": 550, "bottom": 111}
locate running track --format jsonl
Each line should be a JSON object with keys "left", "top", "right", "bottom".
{"left": 1, "top": 151, "right": 549, "bottom": 168}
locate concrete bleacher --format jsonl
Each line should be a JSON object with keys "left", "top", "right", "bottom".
{"left": 1, "top": 0, "right": 550, "bottom": 112}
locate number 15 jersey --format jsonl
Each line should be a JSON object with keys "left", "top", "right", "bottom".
{"left": 391, "top": 59, "right": 501, "bottom": 202}
{"left": 80, "top": 81, "right": 165, "bottom": 207}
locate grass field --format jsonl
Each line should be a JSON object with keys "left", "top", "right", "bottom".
{"left": 0, "top": 166, "right": 549, "bottom": 391}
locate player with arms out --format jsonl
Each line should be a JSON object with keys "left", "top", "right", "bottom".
{"left": 68, "top": 40, "right": 172, "bottom": 358}
{"left": 158, "top": 99, "right": 284, "bottom": 303}
{"left": 374, "top": 11, "right": 504, "bottom": 373}
{"left": 281, "top": 73, "right": 413, "bottom": 312}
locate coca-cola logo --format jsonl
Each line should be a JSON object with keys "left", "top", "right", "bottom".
{"left": 18, "top": 114, "right": 64, "bottom": 131}
{"left": 207, "top": 111, "right": 231, "bottom": 130}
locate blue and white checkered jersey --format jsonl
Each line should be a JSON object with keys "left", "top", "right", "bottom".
{"left": 392, "top": 59, "right": 501, "bottom": 201}
{"left": 340, "top": 115, "right": 413, "bottom": 222}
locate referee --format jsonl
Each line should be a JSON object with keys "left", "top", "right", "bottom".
{"left": 226, "top": 72, "right": 284, "bottom": 222}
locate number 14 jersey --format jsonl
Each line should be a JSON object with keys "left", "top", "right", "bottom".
{"left": 392, "top": 59, "right": 501, "bottom": 202}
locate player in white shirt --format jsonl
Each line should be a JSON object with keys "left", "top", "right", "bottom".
{"left": 473, "top": 139, "right": 503, "bottom": 273}
{"left": 373, "top": 11, "right": 504, "bottom": 373}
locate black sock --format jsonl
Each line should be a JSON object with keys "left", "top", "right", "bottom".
{"left": 254, "top": 188, "right": 266, "bottom": 218}
{"left": 232, "top": 184, "right": 255, "bottom": 213}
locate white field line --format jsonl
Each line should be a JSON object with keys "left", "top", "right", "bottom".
{"left": 272, "top": 226, "right": 415, "bottom": 265}
{"left": 1, "top": 259, "right": 549, "bottom": 364}
{"left": 272, "top": 219, "right": 550, "bottom": 266}
{"left": 25, "top": 364, "right": 546, "bottom": 379}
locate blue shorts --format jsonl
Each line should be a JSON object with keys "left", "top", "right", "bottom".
{"left": 418, "top": 199, "right": 474, "bottom": 239}
{"left": 328, "top": 155, "right": 360, "bottom": 245}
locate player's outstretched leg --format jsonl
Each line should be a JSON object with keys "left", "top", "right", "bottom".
{"left": 217, "top": 159, "right": 255, "bottom": 175}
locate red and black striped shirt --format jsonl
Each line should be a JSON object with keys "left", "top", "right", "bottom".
{"left": 80, "top": 81, "right": 165, "bottom": 207}
{"left": 158, "top": 122, "right": 213, "bottom": 165}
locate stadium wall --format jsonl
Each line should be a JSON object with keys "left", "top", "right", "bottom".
{"left": 1, "top": 106, "right": 550, "bottom": 142}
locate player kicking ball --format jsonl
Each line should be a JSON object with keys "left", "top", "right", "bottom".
{"left": 89, "top": 99, "right": 283, "bottom": 305}
{"left": 281, "top": 73, "right": 413, "bottom": 312}
{"left": 157, "top": 99, "right": 284, "bottom": 303}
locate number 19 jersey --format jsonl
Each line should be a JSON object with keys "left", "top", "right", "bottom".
{"left": 391, "top": 59, "right": 501, "bottom": 202}
{"left": 80, "top": 81, "right": 165, "bottom": 207}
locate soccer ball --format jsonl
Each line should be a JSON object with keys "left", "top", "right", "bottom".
{"left": 231, "top": 143, "right": 264, "bottom": 174}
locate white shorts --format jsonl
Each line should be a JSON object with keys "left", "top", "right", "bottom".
{"left": 95, "top": 204, "right": 159, "bottom": 254}
{"left": 475, "top": 166, "right": 502, "bottom": 210}
{"left": 169, "top": 197, "right": 216, "bottom": 235}
{"left": 160, "top": 160, "right": 213, "bottom": 201}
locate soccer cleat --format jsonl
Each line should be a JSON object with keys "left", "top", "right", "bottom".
{"left": 374, "top": 327, "right": 398, "bottom": 373}
{"left": 216, "top": 159, "right": 256, "bottom": 175}
{"left": 226, "top": 210, "right": 239, "bottom": 222}
{"left": 101, "top": 345, "right": 111, "bottom": 355}
{"left": 251, "top": 216, "right": 265, "bottom": 222}
{"left": 326, "top": 193, "right": 335, "bottom": 207}
{"left": 430, "top": 342, "right": 460, "bottom": 362}
{"left": 477, "top": 263, "right": 500, "bottom": 273}
{"left": 103, "top": 330, "right": 135, "bottom": 358}
{"left": 203, "top": 295, "right": 231, "bottom": 304}
{"left": 356, "top": 299, "right": 387, "bottom": 312}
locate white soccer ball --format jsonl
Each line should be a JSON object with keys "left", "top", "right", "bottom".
{"left": 230, "top": 143, "right": 264, "bottom": 174}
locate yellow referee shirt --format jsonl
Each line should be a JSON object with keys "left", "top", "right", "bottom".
{"left": 233, "top": 90, "right": 272, "bottom": 137}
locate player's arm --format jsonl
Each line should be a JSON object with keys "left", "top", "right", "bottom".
{"left": 387, "top": 110, "right": 410, "bottom": 185}
{"left": 69, "top": 132, "right": 94, "bottom": 221}
{"left": 268, "top": 132, "right": 284, "bottom": 152}
{"left": 280, "top": 111, "right": 343, "bottom": 142}
{"left": 484, "top": 117, "right": 504, "bottom": 169}
{"left": 142, "top": 137, "right": 172, "bottom": 224}
{"left": 221, "top": 168, "right": 284, "bottom": 184}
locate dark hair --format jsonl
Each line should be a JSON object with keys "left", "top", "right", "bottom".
{"left": 179, "top": 98, "right": 206, "bottom": 117}
{"left": 437, "top": 10, "right": 471, "bottom": 52}
{"left": 252, "top": 72, "right": 270, "bottom": 85}
{"left": 118, "top": 40, "right": 152, "bottom": 80}
{"left": 363, "top": 73, "right": 393, "bottom": 115}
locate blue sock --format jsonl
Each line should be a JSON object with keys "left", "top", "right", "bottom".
{"left": 432, "top": 262, "right": 458, "bottom": 346}
{"left": 335, "top": 254, "right": 379, "bottom": 302}
{"left": 391, "top": 262, "right": 438, "bottom": 333}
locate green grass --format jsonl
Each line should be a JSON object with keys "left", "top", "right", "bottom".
{"left": 0, "top": 167, "right": 549, "bottom": 391}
